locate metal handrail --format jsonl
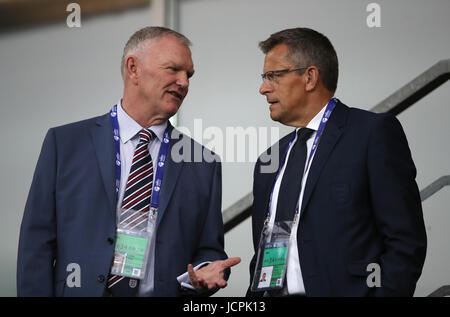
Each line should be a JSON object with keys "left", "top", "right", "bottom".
{"left": 223, "top": 59, "right": 450, "bottom": 233}
{"left": 371, "top": 59, "right": 450, "bottom": 115}
{"left": 223, "top": 193, "right": 252, "bottom": 233}
{"left": 427, "top": 285, "right": 450, "bottom": 297}
{"left": 420, "top": 176, "right": 450, "bottom": 201}
{"left": 224, "top": 175, "right": 450, "bottom": 233}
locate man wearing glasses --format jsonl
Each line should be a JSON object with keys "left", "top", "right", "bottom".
{"left": 247, "top": 28, "right": 427, "bottom": 297}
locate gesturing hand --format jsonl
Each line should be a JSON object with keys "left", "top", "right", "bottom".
{"left": 187, "top": 257, "right": 241, "bottom": 291}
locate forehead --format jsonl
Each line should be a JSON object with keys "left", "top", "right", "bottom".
{"left": 141, "top": 36, "right": 194, "bottom": 69}
{"left": 263, "top": 43, "right": 293, "bottom": 71}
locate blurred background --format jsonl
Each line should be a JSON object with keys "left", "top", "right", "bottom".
{"left": 0, "top": 0, "right": 449, "bottom": 297}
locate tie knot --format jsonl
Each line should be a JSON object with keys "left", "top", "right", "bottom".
{"left": 138, "top": 128, "right": 154, "bottom": 144}
{"left": 296, "top": 128, "right": 314, "bottom": 143}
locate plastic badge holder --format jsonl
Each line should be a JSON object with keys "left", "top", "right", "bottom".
{"left": 251, "top": 221, "right": 292, "bottom": 292}
{"left": 110, "top": 208, "right": 157, "bottom": 280}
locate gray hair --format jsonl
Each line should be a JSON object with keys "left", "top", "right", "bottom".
{"left": 259, "top": 28, "right": 339, "bottom": 92}
{"left": 121, "top": 26, "right": 192, "bottom": 78}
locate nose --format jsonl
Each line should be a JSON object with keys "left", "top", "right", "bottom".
{"left": 176, "top": 72, "right": 189, "bottom": 90}
{"left": 259, "top": 79, "right": 272, "bottom": 95}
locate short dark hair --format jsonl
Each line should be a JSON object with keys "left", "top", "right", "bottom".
{"left": 259, "top": 28, "right": 338, "bottom": 92}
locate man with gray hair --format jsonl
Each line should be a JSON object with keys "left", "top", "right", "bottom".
{"left": 247, "top": 27, "right": 426, "bottom": 297}
{"left": 17, "top": 26, "right": 240, "bottom": 297}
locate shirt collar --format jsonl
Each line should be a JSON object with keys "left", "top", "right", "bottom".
{"left": 295, "top": 99, "right": 331, "bottom": 134}
{"left": 117, "top": 99, "right": 167, "bottom": 143}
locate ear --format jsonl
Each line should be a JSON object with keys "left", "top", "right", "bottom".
{"left": 304, "top": 66, "right": 320, "bottom": 92}
{"left": 124, "top": 55, "right": 139, "bottom": 84}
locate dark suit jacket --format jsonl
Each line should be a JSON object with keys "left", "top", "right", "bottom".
{"left": 17, "top": 113, "right": 227, "bottom": 296}
{"left": 247, "top": 101, "right": 427, "bottom": 297}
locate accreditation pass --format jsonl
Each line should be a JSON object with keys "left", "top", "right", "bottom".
{"left": 111, "top": 229, "right": 151, "bottom": 280}
{"left": 257, "top": 240, "right": 289, "bottom": 290}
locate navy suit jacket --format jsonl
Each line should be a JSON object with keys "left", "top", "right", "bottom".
{"left": 247, "top": 101, "right": 427, "bottom": 297}
{"left": 17, "top": 113, "right": 227, "bottom": 296}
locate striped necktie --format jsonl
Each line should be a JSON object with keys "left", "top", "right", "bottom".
{"left": 106, "top": 128, "right": 155, "bottom": 296}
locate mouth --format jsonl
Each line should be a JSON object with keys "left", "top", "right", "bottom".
{"left": 268, "top": 100, "right": 279, "bottom": 107}
{"left": 167, "top": 91, "right": 184, "bottom": 101}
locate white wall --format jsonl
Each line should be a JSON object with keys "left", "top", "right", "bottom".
{"left": 0, "top": 6, "right": 153, "bottom": 296}
{"left": 1, "top": 0, "right": 449, "bottom": 297}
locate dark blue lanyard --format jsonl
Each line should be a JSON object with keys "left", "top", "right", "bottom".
{"left": 109, "top": 104, "right": 170, "bottom": 210}
{"left": 266, "top": 97, "right": 338, "bottom": 222}
{"left": 304, "top": 97, "right": 337, "bottom": 176}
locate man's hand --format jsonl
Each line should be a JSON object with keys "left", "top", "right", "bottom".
{"left": 187, "top": 257, "right": 241, "bottom": 291}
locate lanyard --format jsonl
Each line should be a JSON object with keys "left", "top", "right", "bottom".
{"left": 304, "top": 97, "right": 337, "bottom": 176}
{"left": 265, "top": 97, "right": 338, "bottom": 225}
{"left": 109, "top": 103, "right": 170, "bottom": 211}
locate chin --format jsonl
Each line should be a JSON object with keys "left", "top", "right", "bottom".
{"left": 165, "top": 102, "right": 181, "bottom": 116}
{"left": 269, "top": 110, "right": 281, "bottom": 122}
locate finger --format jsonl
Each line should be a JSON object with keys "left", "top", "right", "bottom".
{"left": 221, "top": 257, "right": 241, "bottom": 269}
{"left": 217, "top": 279, "right": 228, "bottom": 288}
{"left": 207, "top": 278, "right": 227, "bottom": 290}
{"left": 187, "top": 264, "right": 199, "bottom": 288}
{"left": 208, "top": 282, "right": 220, "bottom": 290}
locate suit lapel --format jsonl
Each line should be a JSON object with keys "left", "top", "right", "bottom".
{"left": 90, "top": 113, "right": 117, "bottom": 220}
{"left": 155, "top": 123, "right": 184, "bottom": 228}
{"left": 90, "top": 117, "right": 183, "bottom": 227}
{"left": 299, "top": 102, "right": 348, "bottom": 220}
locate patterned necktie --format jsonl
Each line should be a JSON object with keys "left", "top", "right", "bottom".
{"left": 275, "top": 128, "right": 314, "bottom": 222}
{"left": 106, "top": 128, "right": 155, "bottom": 296}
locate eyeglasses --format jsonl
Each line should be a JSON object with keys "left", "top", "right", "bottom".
{"left": 261, "top": 67, "right": 309, "bottom": 82}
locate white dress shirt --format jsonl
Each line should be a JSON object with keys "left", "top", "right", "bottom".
{"left": 267, "top": 102, "right": 328, "bottom": 295}
{"left": 115, "top": 100, "right": 167, "bottom": 216}
{"left": 115, "top": 100, "right": 166, "bottom": 295}
{"left": 115, "top": 100, "right": 203, "bottom": 295}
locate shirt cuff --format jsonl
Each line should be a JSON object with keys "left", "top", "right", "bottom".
{"left": 176, "top": 261, "right": 211, "bottom": 290}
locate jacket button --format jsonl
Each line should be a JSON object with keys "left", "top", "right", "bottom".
{"left": 97, "top": 275, "right": 105, "bottom": 283}
{"left": 107, "top": 237, "right": 114, "bottom": 245}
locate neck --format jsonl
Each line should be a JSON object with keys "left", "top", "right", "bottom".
{"left": 293, "top": 92, "right": 334, "bottom": 128}
{"left": 121, "top": 94, "right": 166, "bottom": 128}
